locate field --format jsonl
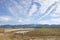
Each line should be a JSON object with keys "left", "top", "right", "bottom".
{"left": 0, "top": 28, "right": 60, "bottom": 40}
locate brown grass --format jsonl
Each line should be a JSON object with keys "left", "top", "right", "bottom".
{"left": 0, "top": 28, "right": 60, "bottom": 40}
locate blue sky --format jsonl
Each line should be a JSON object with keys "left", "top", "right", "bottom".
{"left": 0, "top": 0, "right": 60, "bottom": 25}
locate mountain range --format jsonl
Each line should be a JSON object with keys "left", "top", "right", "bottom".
{"left": 0, "top": 24, "right": 60, "bottom": 28}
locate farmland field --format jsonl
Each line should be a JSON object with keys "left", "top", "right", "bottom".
{"left": 0, "top": 28, "right": 60, "bottom": 40}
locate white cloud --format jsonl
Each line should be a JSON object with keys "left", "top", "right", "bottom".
{"left": 18, "top": 19, "right": 23, "bottom": 23}
{"left": 6, "top": 0, "right": 33, "bottom": 19}
{"left": 25, "top": 18, "right": 31, "bottom": 22}
{"left": 18, "top": 18, "right": 31, "bottom": 23}
{"left": 0, "top": 16, "right": 12, "bottom": 21}
{"left": 6, "top": 0, "right": 24, "bottom": 19}
{"left": 38, "top": 18, "right": 60, "bottom": 25}
{"left": 40, "top": 4, "right": 56, "bottom": 19}
{"left": 27, "top": 4, "right": 37, "bottom": 17}
{"left": 50, "top": 18, "right": 60, "bottom": 24}
{"left": 51, "top": 18, "right": 60, "bottom": 22}
{"left": 38, "top": 20, "right": 50, "bottom": 24}
{"left": 18, "top": 18, "right": 23, "bottom": 23}
{"left": 6, "top": 0, "right": 57, "bottom": 19}
{"left": 50, "top": 2, "right": 60, "bottom": 17}
{"left": 50, "top": 14, "right": 60, "bottom": 17}
{"left": 39, "top": 0, "right": 56, "bottom": 14}
{"left": 33, "top": 0, "right": 57, "bottom": 20}
{"left": 55, "top": 2, "right": 60, "bottom": 14}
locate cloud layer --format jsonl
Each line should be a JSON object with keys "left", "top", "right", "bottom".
{"left": 0, "top": 0, "right": 60, "bottom": 25}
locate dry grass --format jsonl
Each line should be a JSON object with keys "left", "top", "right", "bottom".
{"left": 0, "top": 33, "right": 4, "bottom": 40}
{"left": 0, "top": 28, "right": 60, "bottom": 40}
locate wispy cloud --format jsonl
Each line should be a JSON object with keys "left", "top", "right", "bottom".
{"left": 18, "top": 17, "right": 23, "bottom": 23}
{"left": 39, "top": 0, "right": 56, "bottom": 14}
{"left": 0, "top": 16, "right": 12, "bottom": 21}
{"left": 39, "top": 2, "right": 57, "bottom": 20}
{"left": 27, "top": 3, "right": 37, "bottom": 17}
{"left": 38, "top": 18, "right": 60, "bottom": 25}
{"left": 25, "top": 18, "right": 31, "bottom": 22}
{"left": 6, "top": 0, "right": 33, "bottom": 19}
{"left": 18, "top": 19, "right": 23, "bottom": 23}
{"left": 55, "top": 2, "right": 60, "bottom": 14}
{"left": 51, "top": 18, "right": 60, "bottom": 22}
{"left": 18, "top": 17, "right": 31, "bottom": 22}
{"left": 0, "top": 0, "right": 60, "bottom": 25}
{"left": 50, "top": 13, "right": 60, "bottom": 17}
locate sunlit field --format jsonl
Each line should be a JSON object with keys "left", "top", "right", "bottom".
{"left": 0, "top": 28, "right": 60, "bottom": 40}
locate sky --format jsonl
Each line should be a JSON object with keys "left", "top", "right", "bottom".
{"left": 0, "top": 0, "right": 60, "bottom": 25}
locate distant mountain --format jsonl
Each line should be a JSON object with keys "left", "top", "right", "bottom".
{"left": 0, "top": 24, "right": 60, "bottom": 28}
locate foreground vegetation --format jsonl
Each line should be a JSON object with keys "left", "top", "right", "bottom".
{"left": 0, "top": 28, "right": 60, "bottom": 40}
